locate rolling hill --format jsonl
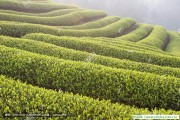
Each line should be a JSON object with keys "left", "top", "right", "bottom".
{"left": 0, "top": 0, "right": 180, "bottom": 119}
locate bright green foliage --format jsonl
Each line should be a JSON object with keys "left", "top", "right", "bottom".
{"left": 61, "top": 16, "right": 121, "bottom": 29}
{"left": 0, "top": 0, "right": 78, "bottom": 13}
{"left": 166, "top": 31, "right": 180, "bottom": 57}
{"left": 0, "top": 21, "right": 163, "bottom": 55}
{"left": 0, "top": 10, "right": 107, "bottom": 26}
{"left": 0, "top": 0, "right": 179, "bottom": 116}
{"left": 0, "top": 35, "right": 180, "bottom": 78}
{"left": 117, "top": 24, "right": 153, "bottom": 42}
{"left": 137, "top": 26, "right": 167, "bottom": 48}
{"left": 0, "top": 9, "right": 82, "bottom": 17}
{"left": 23, "top": 33, "right": 180, "bottom": 68}
{"left": 0, "top": 21, "right": 58, "bottom": 37}
{"left": 0, "top": 75, "right": 179, "bottom": 119}
{"left": 0, "top": 45, "right": 179, "bottom": 110}
{"left": 57, "top": 18, "right": 136, "bottom": 37}
{"left": 88, "top": 37, "right": 173, "bottom": 57}
{"left": 0, "top": 18, "right": 135, "bottom": 37}
{"left": 82, "top": 36, "right": 172, "bottom": 56}
{"left": 83, "top": 34, "right": 169, "bottom": 55}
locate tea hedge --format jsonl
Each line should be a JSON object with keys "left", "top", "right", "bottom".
{"left": 88, "top": 37, "right": 173, "bottom": 57}
{"left": 1, "top": 0, "right": 179, "bottom": 118}
{"left": 0, "top": 21, "right": 58, "bottom": 37}
{"left": 0, "top": 20, "right": 164, "bottom": 54}
{"left": 61, "top": 16, "right": 121, "bottom": 29}
{"left": 0, "top": 0, "right": 78, "bottom": 13}
{"left": 117, "top": 24, "right": 153, "bottom": 42}
{"left": 84, "top": 36, "right": 172, "bottom": 56}
{"left": 166, "top": 31, "right": 180, "bottom": 57}
{"left": 0, "top": 18, "right": 135, "bottom": 37}
{"left": 34, "top": 9, "right": 82, "bottom": 17}
{"left": 0, "top": 22, "right": 170, "bottom": 57}
{"left": 0, "top": 9, "right": 81, "bottom": 17}
{"left": 77, "top": 24, "right": 170, "bottom": 55}
{"left": 1, "top": 75, "right": 179, "bottom": 119}
{"left": 0, "top": 35, "right": 180, "bottom": 78}
{"left": 0, "top": 10, "right": 107, "bottom": 26}
{"left": 137, "top": 26, "right": 168, "bottom": 48}
{"left": 86, "top": 35, "right": 170, "bottom": 56}
{"left": 0, "top": 45, "right": 179, "bottom": 110}
{"left": 23, "top": 33, "right": 180, "bottom": 68}
{"left": 57, "top": 18, "right": 135, "bottom": 37}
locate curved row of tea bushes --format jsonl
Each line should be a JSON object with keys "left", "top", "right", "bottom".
{"left": 0, "top": 35, "right": 180, "bottom": 78}
{"left": 0, "top": 21, "right": 62, "bottom": 37}
{"left": 77, "top": 24, "right": 168, "bottom": 55}
{"left": 86, "top": 36, "right": 169, "bottom": 56}
{"left": 0, "top": 9, "right": 82, "bottom": 17}
{"left": 89, "top": 37, "right": 172, "bottom": 57}
{"left": 0, "top": 0, "right": 78, "bottom": 13}
{"left": 23, "top": 33, "right": 180, "bottom": 68}
{"left": 57, "top": 18, "right": 136, "bottom": 37}
{"left": 0, "top": 20, "right": 165, "bottom": 55}
{"left": 61, "top": 16, "right": 121, "bottom": 29}
{"left": 0, "top": 45, "right": 180, "bottom": 110}
{"left": 137, "top": 26, "right": 168, "bottom": 48}
{"left": 83, "top": 35, "right": 172, "bottom": 57}
{"left": 0, "top": 18, "right": 135, "bottom": 37}
{"left": 166, "top": 31, "right": 180, "bottom": 57}
{"left": 0, "top": 10, "right": 107, "bottom": 26}
{"left": 1, "top": 76, "right": 179, "bottom": 119}
{"left": 33, "top": 9, "right": 82, "bottom": 17}
{"left": 116, "top": 24, "right": 154, "bottom": 42}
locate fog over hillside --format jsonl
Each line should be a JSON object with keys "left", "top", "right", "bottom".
{"left": 54, "top": 0, "right": 180, "bottom": 31}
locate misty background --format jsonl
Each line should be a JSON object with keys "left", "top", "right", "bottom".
{"left": 54, "top": 0, "right": 180, "bottom": 31}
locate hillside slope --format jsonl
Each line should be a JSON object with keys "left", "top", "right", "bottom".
{"left": 0, "top": 0, "right": 179, "bottom": 119}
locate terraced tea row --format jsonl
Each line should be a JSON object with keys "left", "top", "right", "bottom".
{"left": 0, "top": 0, "right": 78, "bottom": 13}
{"left": 166, "top": 31, "right": 180, "bottom": 56}
{"left": 0, "top": 10, "right": 106, "bottom": 26}
{"left": 61, "top": 16, "right": 121, "bottom": 29}
{"left": 0, "top": 9, "right": 82, "bottom": 17}
{"left": 60, "top": 24, "right": 170, "bottom": 54}
{"left": 137, "top": 26, "right": 168, "bottom": 49}
{"left": 116, "top": 24, "right": 153, "bottom": 42}
{"left": 89, "top": 37, "right": 171, "bottom": 56}
{"left": 59, "top": 18, "right": 135, "bottom": 37}
{"left": 25, "top": 24, "right": 173, "bottom": 57}
{"left": 0, "top": 35, "right": 180, "bottom": 78}
{"left": 23, "top": 33, "right": 180, "bottom": 68}
{"left": 1, "top": 75, "right": 179, "bottom": 119}
{"left": 84, "top": 36, "right": 171, "bottom": 57}
{"left": 0, "top": 0, "right": 179, "bottom": 117}
{"left": 0, "top": 21, "right": 169, "bottom": 56}
{"left": 0, "top": 18, "right": 135, "bottom": 37}
{"left": 77, "top": 25, "right": 170, "bottom": 55}
{"left": 0, "top": 45, "right": 179, "bottom": 110}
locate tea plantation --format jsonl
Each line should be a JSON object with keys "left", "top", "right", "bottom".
{"left": 0, "top": 0, "right": 179, "bottom": 119}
